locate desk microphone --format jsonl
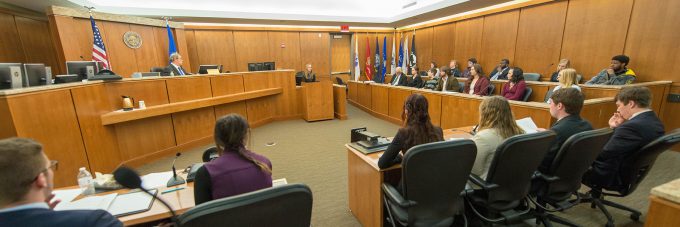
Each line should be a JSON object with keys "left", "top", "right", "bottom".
{"left": 167, "top": 152, "right": 186, "bottom": 187}
{"left": 114, "top": 166, "right": 179, "bottom": 226}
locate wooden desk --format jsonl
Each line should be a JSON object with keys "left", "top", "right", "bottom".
{"left": 300, "top": 81, "right": 334, "bottom": 121}
{"left": 347, "top": 128, "right": 472, "bottom": 227}
{"left": 0, "top": 70, "right": 316, "bottom": 187}
{"left": 645, "top": 195, "right": 680, "bottom": 227}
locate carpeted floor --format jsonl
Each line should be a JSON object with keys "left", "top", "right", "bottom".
{"left": 137, "top": 104, "right": 680, "bottom": 227}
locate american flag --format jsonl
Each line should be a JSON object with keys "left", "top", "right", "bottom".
{"left": 90, "top": 16, "right": 109, "bottom": 70}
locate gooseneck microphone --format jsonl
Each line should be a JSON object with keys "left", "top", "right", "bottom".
{"left": 167, "top": 152, "right": 186, "bottom": 187}
{"left": 114, "top": 166, "right": 179, "bottom": 227}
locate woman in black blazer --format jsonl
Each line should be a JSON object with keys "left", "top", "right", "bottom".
{"left": 378, "top": 94, "right": 444, "bottom": 169}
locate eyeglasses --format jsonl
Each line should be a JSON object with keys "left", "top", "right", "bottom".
{"left": 24, "top": 160, "right": 58, "bottom": 185}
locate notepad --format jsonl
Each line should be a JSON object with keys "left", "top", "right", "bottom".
{"left": 516, "top": 117, "right": 539, "bottom": 134}
{"left": 273, "top": 178, "right": 288, "bottom": 187}
{"left": 54, "top": 189, "right": 157, "bottom": 217}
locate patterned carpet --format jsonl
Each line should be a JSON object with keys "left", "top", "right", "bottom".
{"left": 138, "top": 104, "right": 680, "bottom": 227}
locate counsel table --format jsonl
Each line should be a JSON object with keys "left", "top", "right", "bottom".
{"left": 347, "top": 127, "right": 473, "bottom": 227}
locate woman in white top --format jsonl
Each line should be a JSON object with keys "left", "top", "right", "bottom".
{"left": 471, "top": 96, "right": 525, "bottom": 178}
{"left": 548, "top": 68, "right": 580, "bottom": 103}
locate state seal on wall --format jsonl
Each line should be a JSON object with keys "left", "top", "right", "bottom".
{"left": 123, "top": 31, "right": 142, "bottom": 49}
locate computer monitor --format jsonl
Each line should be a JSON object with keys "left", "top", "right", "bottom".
{"left": 141, "top": 72, "right": 160, "bottom": 77}
{"left": 248, "top": 63, "right": 257, "bottom": 72}
{"left": 23, "top": 63, "right": 48, "bottom": 86}
{"left": 263, "top": 62, "right": 275, "bottom": 71}
{"left": 0, "top": 63, "right": 24, "bottom": 90}
{"left": 255, "top": 63, "right": 264, "bottom": 71}
{"left": 54, "top": 74, "right": 81, "bottom": 84}
{"left": 66, "top": 61, "right": 98, "bottom": 80}
{"left": 198, "top": 65, "right": 222, "bottom": 74}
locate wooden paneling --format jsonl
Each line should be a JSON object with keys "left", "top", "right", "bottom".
{"left": 114, "top": 115, "right": 177, "bottom": 160}
{"left": 431, "top": 23, "right": 456, "bottom": 67}
{"left": 193, "top": 30, "right": 237, "bottom": 72}
{"left": 624, "top": 0, "right": 680, "bottom": 83}
{"left": 440, "top": 96, "right": 480, "bottom": 129}
{"left": 174, "top": 29, "right": 192, "bottom": 71}
{"left": 414, "top": 27, "right": 433, "bottom": 71}
{"left": 68, "top": 18, "right": 98, "bottom": 62}
{"left": 7, "top": 90, "right": 89, "bottom": 187}
{"left": 560, "top": 0, "right": 634, "bottom": 81}
{"left": 233, "top": 31, "right": 271, "bottom": 72}
{"left": 70, "top": 85, "right": 122, "bottom": 174}
{"left": 130, "top": 24, "right": 162, "bottom": 72}
{"left": 646, "top": 195, "right": 680, "bottom": 227}
{"left": 357, "top": 82, "right": 372, "bottom": 109}
{"left": 333, "top": 85, "right": 347, "bottom": 119}
{"left": 0, "top": 98, "right": 17, "bottom": 138}
{"left": 662, "top": 86, "right": 680, "bottom": 147}
{"left": 184, "top": 30, "right": 200, "bottom": 72}
{"left": 211, "top": 74, "right": 245, "bottom": 96}
{"left": 300, "top": 32, "right": 330, "bottom": 80}
{"left": 105, "top": 80, "right": 170, "bottom": 110}
{"left": 330, "top": 34, "right": 351, "bottom": 73}
{"left": 480, "top": 10, "right": 520, "bottom": 74}
{"left": 453, "top": 18, "right": 484, "bottom": 66}
{"left": 243, "top": 72, "right": 275, "bottom": 125}
{"left": 166, "top": 77, "right": 215, "bottom": 144}
{"left": 214, "top": 102, "right": 248, "bottom": 121}
{"left": 348, "top": 82, "right": 358, "bottom": 101}
{"left": 268, "top": 31, "right": 302, "bottom": 71}
{"left": 101, "top": 21, "right": 138, "bottom": 77}
{"left": 14, "top": 17, "right": 59, "bottom": 70}
{"left": 0, "top": 12, "right": 25, "bottom": 62}
{"left": 514, "top": 1, "right": 568, "bottom": 79}
{"left": 271, "top": 71, "right": 298, "bottom": 118}
{"left": 371, "top": 85, "right": 389, "bottom": 116}
{"left": 388, "top": 88, "right": 411, "bottom": 121}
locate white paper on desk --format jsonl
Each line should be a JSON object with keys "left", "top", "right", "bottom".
{"left": 447, "top": 137, "right": 466, "bottom": 141}
{"left": 108, "top": 189, "right": 156, "bottom": 216}
{"left": 516, "top": 117, "right": 539, "bottom": 134}
{"left": 55, "top": 193, "right": 117, "bottom": 211}
{"left": 52, "top": 189, "right": 83, "bottom": 210}
{"left": 141, "top": 171, "right": 174, "bottom": 189}
{"left": 273, "top": 178, "right": 288, "bottom": 187}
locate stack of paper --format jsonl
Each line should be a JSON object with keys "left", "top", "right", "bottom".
{"left": 516, "top": 117, "right": 539, "bottom": 134}
{"left": 273, "top": 178, "right": 288, "bottom": 187}
{"left": 141, "top": 171, "right": 175, "bottom": 189}
{"left": 53, "top": 189, "right": 157, "bottom": 217}
{"left": 54, "top": 193, "right": 117, "bottom": 211}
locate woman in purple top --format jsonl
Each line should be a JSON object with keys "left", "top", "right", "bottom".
{"left": 194, "top": 114, "right": 273, "bottom": 205}
{"left": 501, "top": 67, "right": 527, "bottom": 101}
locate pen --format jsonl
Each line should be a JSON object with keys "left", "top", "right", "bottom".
{"left": 161, "top": 187, "right": 185, "bottom": 194}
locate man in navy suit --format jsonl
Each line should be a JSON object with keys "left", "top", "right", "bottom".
{"left": 582, "top": 87, "right": 665, "bottom": 190}
{"left": 0, "top": 138, "right": 122, "bottom": 227}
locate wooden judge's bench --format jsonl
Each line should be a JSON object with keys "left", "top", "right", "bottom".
{"left": 0, "top": 70, "right": 346, "bottom": 187}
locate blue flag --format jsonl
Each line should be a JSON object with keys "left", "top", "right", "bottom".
{"left": 374, "top": 37, "right": 380, "bottom": 82}
{"left": 398, "top": 38, "right": 403, "bottom": 68}
{"left": 381, "top": 36, "right": 387, "bottom": 82}
{"left": 166, "top": 21, "right": 177, "bottom": 59}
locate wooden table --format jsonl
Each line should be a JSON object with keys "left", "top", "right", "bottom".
{"left": 645, "top": 195, "right": 680, "bottom": 227}
{"left": 346, "top": 128, "right": 473, "bottom": 227}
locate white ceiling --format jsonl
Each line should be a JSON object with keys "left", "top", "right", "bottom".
{"left": 1, "top": 0, "right": 514, "bottom": 27}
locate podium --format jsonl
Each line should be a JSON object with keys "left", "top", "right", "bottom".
{"left": 301, "top": 80, "right": 334, "bottom": 121}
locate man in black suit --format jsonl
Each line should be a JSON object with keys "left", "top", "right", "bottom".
{"left": 489, "top": 59, "right": 510, "bottom": 80}
{"left": 582, "top": 87, "right": 665, "bottom": 190}
{"left": 0, "top": 138, "right": 122, "bottom": 227}
{"left": 167, "top": 52, "right": 191, "bottom": 76}
{"left": 389, "top": 67, "right": 408, "bottom": 86}
{"left": 537, "top": 88, "right": 593, "bottom": 173}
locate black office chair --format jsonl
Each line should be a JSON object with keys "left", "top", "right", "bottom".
{"left": 530, "top": 128, "right": 613, "bottom": 227}
{"left": 522, "top": 87, "right": 533, "bottom": 102}
{"left": 202, "top": 146, "right": 218, "bottom": 162}
{"left": 544, "top": 89, "right": 554, "bottom": 102}
{"left": 458, "top": 82, "right": 465, "bottom": 93}
{"left": 466, "top": 131, "right": 556, "bottom": 225}
{"left": 486, "top": 84, "right": 495, "bottom": 96}
{"left": 151, "top": 67, "right": 170, "bottom": 76}
{"left": 382, "top": 140, "right": 477, "bottom": 227}
{"left": 335, "top": 76, "right": 346, "bottom": 85}
{"left": 581, "top": 129, "right": 680, "bottom": 227}
{"left": 178, "top": 184, "right": 313, "bottom": 227}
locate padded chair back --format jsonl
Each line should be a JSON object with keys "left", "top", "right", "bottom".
{"left": 202, "top": 146, "right": 218, "bottom": 162}
{"left": 151, "top": 67, "right": 169, "bottom": 76}
{"left": 485, "top": 131, "right": 556, "bottom": 209}
{"left": 617, "top": 129, "right": 680, "bottom": 195}
{"left": 402, "top": 140, "right": 477, "bottom": 226}
{"left": 523, "top": 73, "right": 541, "bottom": 81}
{"left": 522, "top": 87, "right": 533, "bottom": 102}
{"left": 458, "top": 82, "right": 465, "bottom": 92}
{"left": 576, "top": 74, "right": 583, "bottom": 84}
{"left": 544, "top": 128, "right": 613, "bottom": 201}
{"left": 179, "top": 184, "right": 313, "bottom": 227}
{"left": 544, "top": 89, "right": 554, "bottom": 103}
{"left": 335, "top": 76, "right": 346, "bottom": 85}
{"left": 487, "top": 84, "right": 495, "bottom": 95}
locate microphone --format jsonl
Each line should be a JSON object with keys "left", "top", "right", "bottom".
{"left": 167, "top": 152, "right": 186, "bottom": 187}
{"left": 114, "top": 166, "right": 179, "bottom": 226}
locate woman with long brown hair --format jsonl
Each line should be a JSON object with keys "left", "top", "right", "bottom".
{"left": 464, "top": 63, "right": 490, "bottom": 96}
{"left": 471, "top": 96, "right": 524, "bottom": 178}
{"left": 378, "top": 93, "right": 444, "bottom": 169}
{"left": 194, "top": 114, "right": 273, "bottom": 204}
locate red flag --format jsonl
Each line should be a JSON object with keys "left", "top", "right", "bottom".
{"left": 365, "top": 37, "right": 373, "bottom": 81}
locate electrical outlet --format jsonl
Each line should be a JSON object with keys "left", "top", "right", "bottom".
{"left": 668, "top": 94, "right": 680, "bottom": 103}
